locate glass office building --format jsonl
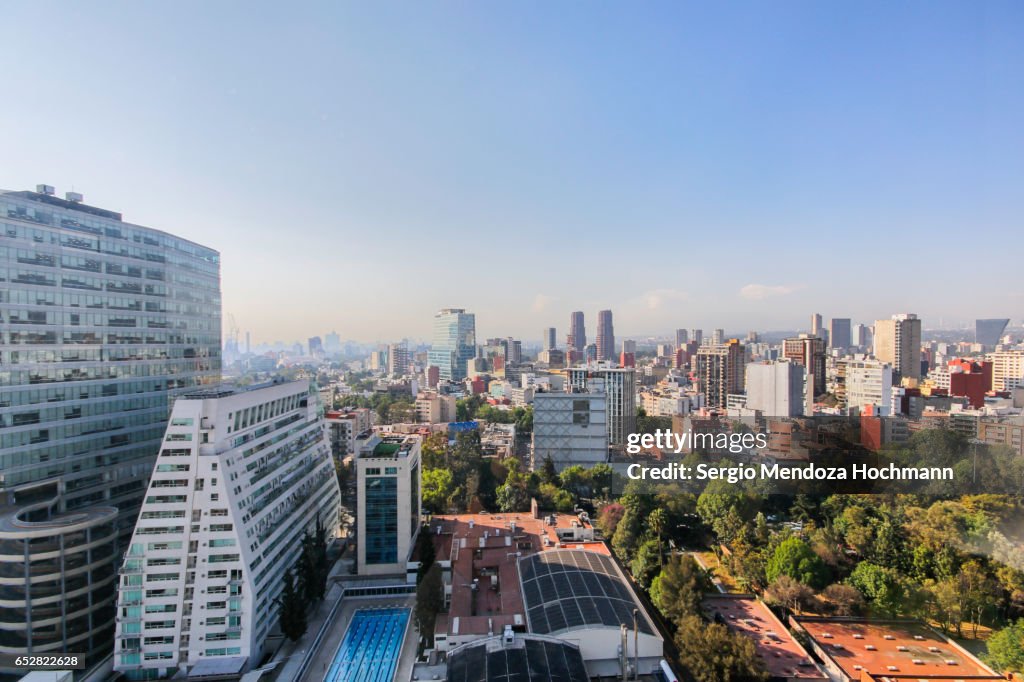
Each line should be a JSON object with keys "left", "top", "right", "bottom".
{"left": 0, "top": 186, "right": 220, "bottom": 668}
{"left": 427, "top": 308, "right": 476, "bottom": 382}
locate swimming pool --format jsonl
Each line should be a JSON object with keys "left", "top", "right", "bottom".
{"left": 324, "top": 607, "right": 410, "bottom": 682}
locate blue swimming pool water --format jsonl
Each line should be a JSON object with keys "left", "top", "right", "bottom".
{"left": 324, "top": 607, "right": 410, "bottom": 682}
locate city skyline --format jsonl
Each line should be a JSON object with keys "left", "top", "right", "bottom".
{"left": 2, "top": 2, "right": 1022, "bottom": 342}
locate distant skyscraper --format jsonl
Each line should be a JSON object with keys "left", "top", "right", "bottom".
{"left": 544, "top": 327, "right": 557, "bottom": 351}
{"left": 712, "top": 328, "right": 725, "bottom": 345}
{"left": 695, "top": 340, "right": 746, "bottom": 409}
{"left": 388, "top": 342, "right": 411, "bottom": 376}
{"left": 0, "top": 186, "right": 221, "bottom": 665}
{"left": 325, "top": 330, "right": 342, "bottom": 353}
{"left": 621, "top": 339, "right": 637, "bottom": 355}
{"left": 853, "top": 324, "right": 872, "bottom": 349}
{"left": 596, "top": 310, "right": 615, "bottom": 362}
{"left": 829, "top": 318, "right": 852, "bottom": 350}
{"left": 308, "top": 335, "right": 324, "bottom": 356}
{"left": 783, "top": 334, "right": 827, "bottom": 395}
{"left": 675, "top": 329, "right": 688, "bottom": 347}
{"left": 689, "top": 329, "right": 703, "bottom": 346}
{"left": 428, "top": 308, "right": 476, "bottom": 382}
{"left": 811, "top": 313, "right": 823, "bottom": 337}
{"left": 568, "top": 311, "right": 586, "bottom": 352}
{"left": 874, "top": 313, "right": 922, "bottom": 382}
{"left": 976, "top": 319, "right": 1010, "bottom": 347}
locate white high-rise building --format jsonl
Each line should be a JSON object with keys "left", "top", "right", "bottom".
{"left": 846, "top": 360, "right": 894, "bottom": 416}
{"left": 113, "top": 381, "right": 341, "bottom": 680}
{"left": 745, "top": 361, "right": 806, "bottom": 417}
{"left": 355, "top": 434, "right": 422, "bottom": 576}
{"left": 992, "top": 351, "right": 1024, "bottom": 393}
{"left": 566, "top": 365, "right": 636, "bottom": 447}
{"left": 531, "top": 390, "right": 609, "bottom": 471}
{"left": 874, "top": 313, "right": 922, "bottom": 382}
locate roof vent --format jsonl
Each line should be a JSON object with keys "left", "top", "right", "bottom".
{"left": 36, "top": 184, "right": 55, "bottom": 195}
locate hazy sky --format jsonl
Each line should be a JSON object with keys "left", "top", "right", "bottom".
{"left": 2, "top": 2, "right": 1022, "bottom": 344}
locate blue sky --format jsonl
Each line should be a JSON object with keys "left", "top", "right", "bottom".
{"left": 2, "top": 2, "right": 1021, "bottom": 343}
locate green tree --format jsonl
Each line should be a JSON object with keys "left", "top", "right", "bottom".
{"left": 416, "top": 529, "right": 437, "bottom": 584}
{"left": 422, "top": 468, "right": 455, "bottom": 514}
{"left": 675, "top": 615, "right": 768, "bottom": 682}
{"left": 631, "top": 538, "right": 662, "bottom": 588}
{"left": 415, "top": 562, "right": 445, "bottom": 647}
{"left": 848, "top": 562, "right": 905, "bottom": 616}
{"left": 766, "top": 537, "right": 830, "bottom": 589}
{"left": 275, "top": 568, "right": 307, "bottom": 641}
{"left": 654, "top": 554, "right": 712, "bottom": 623}
{"left": 647, "top": 508, "right": 668, "bottom": 565}
{"left": 986, "top": 619, "right": 1024, "bottom": 674}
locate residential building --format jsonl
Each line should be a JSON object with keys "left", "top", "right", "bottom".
{"left": 566, "top": 365, "right": 636, "bottom": 446}
{"left": 689, "top": 328, "right": 703, "bottom": 346}
{"left": 783, "top": 334, "right": 826, "bottom": 396}
{"left": 0, "top": 186, "right": 221, "bottom": 667}
{"left": 112, "top": 380, "right": 342, "bottom": 679}
{"left": 712, "top": 328, "right": 725, "bottom": 345}
{"left": 745, "top": 361, "right": 805, "bottom": 417}
{"left": 992, "top": 350, "right": 1024, "bottom": 392}
{"left": 978, "top": 417, "right": 1024, "bottom": 457}
{"left": 874, "top": 313, "right": 922, "bottom": 382}
{"left": 415, "top": 392, "right": 457, "bottom": 424}
{"left": 694, "top": 340, "right": 746, "bottom": 409}
{"left": 845, "top": 360, "right": 893, "bottom": 416}
{"left": 828, "top": 318, "right": 851, "bottom": 350}
{"left": 355, "top": 434, "right": 422, "bottom": 576}
{"left": 325, "top": 408, "right": 372, "bottom": 457}
{"left": 532, "top": 390, "right": 608, "bottom": 471}
{"left": 428, "top": 308, "right": 476, "bottom": 382}
{"left": 388, "top": 342, "right": 411, "bottom": 377}
{"left": 810, "top": 313, "right": 822, "bottom": 337}
{"left": 852, "top": 323, "right": 872, "bottom": 349}
{"left": 595, "top": 310, "right": 614, "bottom": 362}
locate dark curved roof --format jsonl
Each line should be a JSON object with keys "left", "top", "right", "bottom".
{"left": 447, "top": 635, "right": 588, "bottom": 682}
{"left": 519, "top": 549, "right": 655, "bottom": 636}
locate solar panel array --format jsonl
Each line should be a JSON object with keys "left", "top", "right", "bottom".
{"left": 519, "top": 550, "right": 654, "bottom": 635}
{"left": 447, "top": 637, "right": 589, "bottom": 682}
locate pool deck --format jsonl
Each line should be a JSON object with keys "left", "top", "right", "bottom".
{"left": 299, "top": 596, "right": 416, "bottom": 682}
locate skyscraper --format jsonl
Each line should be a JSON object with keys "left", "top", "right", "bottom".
{"left": 829, "top": 318, "right": 852, "bottom": 350}
{"left": 596, "top": 310, "right": 615, "bottom": 362}
{"left": 544, "top": 327, "right": 557, "bottom": 351}
{"left": 976, "top": 319, "right": 1010, "bottom": 347}
{"left": 675, "top": 329, "right": 688, "bottom": 347}
{"left": 427, "top": 308, "right": 476, "bottom": 382}
{"left": 0, "top": 186, "right": 221, "bottom": 665}
{"left": 112, "top": 381, "right": 341, "bottom": 679}
{"left": 568, "top": 311, "right": 586, "bottom": 352}
{"left": 810, "top": 313, "right": 823, "bottom": 337}
{"left": 712, "top": 328, "right": 725, "bottom": 345}
{"left": 874, "top": 313, "right": 922, "bottom": 382}
{"left": 689, "top": 329, "right": 703, "bottom": 346}
{"left": 695, "top": 340, "right": 746, "bottom": 409}
{"left": 783, "top": 334, "right": 827, "bottom": 396}
{"left": 388, "top": 342, "right": 411, "bottom": 376}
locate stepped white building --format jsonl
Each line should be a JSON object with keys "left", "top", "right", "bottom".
{"left": 113, "top": 380, "right": 341, "bottom": 680}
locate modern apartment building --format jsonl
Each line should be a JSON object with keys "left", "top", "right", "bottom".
{"left": 531, "top": 390, "right": 608, "bottom": 471}
{"left": 991, "top": 350, "right": 1024, "bottom": 392}
{"left": 782, "top": 334, "right": 826, "bottom": 396}
{"left": 845, "top": 360, "right": 893, "bottom": 416}
{"left": 744, "top": 361, "right": 805, "bottom": 417}
{"left": 0, "top": 186, "right": 220, "bottom": 668}
{"left": 112, "top": 380, "right": 341, "bottom": 680}
{"left": 427, "top": 308, "right": 476, "bottom": 383}
{"left": 595, "top": 310, "right": 615, "bottom": 362}
{"left": 355, "top": 434, "right": 422, "bottom": 576}
{"left": 694, "top": 340, "right": 746, "bottom": 409}
{"left": 566, "top": 365, "right": 636, "bottom": 447}
{"left": 873, "top": 313, "right": 922, "bottom": 382}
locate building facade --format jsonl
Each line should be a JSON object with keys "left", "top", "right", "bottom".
{"left": 873, "top": 313, "right": 922, "bottom": 382}
{"left": 566, "top": 365, "right": 636, "bottom": 447}
{"left": 0, "top": 187, "right": 221, "bottom": 667}
{"left": 845, "top": 360, "right": 893, "bottom": 416}
{"left": 427, "top": 308, "right": 476, "bottom": 383}
{"left": 531, "top": 391, "right": 608, "bottom": 471}
{"left": 112, "top": 380, "right": 341, "bottom": 679}
{"left": 744, "top": 361, "right": 805, "bottom": 417}
{"left": 991, "top": 350, "right": 1024, "bottom": 392}
{"left": 694, "top": 340, "right": 746, "bottom": 409}
{"left": 595, "top": 310, "right": 614, "bottom": 362}
{"left": 355, "top": 434, "right": 422, "bottom": 576}
{"left": 567, "top": 311, "right": 585, "bottom": 353}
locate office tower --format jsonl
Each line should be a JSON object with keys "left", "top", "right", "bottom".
{"left": 324, "top": 331, "right": 341, "bottom": 354}
{"left": 355, "top": 434, "right": 422, "bottom": 575}
{"left": 810, "top": 313, "right": 823, "bottom": 337}
{"left": 745, "top": 361, "right": 806, "bottom": 417}
{"left": 567, "top": 311, "right": 585, "bottom": 352}
{"left": 388, "top": 342, "right": 411, "bottom": 377}
{"left": 566, "top": 366, "right": 636, "bottom": 447}
{"left": 532, "top": 391, "right": 609, "bottom": 471}
{"left": 976, "top": 319, "right": 1010, "bottom": 347}
{"left": 621, "top": 339, "right": 637, "bottom": 355}
{"left": 657, "top": 343, "right": 673, "bottom": 358}
{"left": 427, "top": 308, "right": 476, "bottom": 382}
{"left": 112, "top": 381, "right": 340, "bottom": 679}
{"left": 0, "top": 186, "right": 221, "bottom": 666}
{"left": 308, "top": 335, "right": 323, "bottom": 357}
{"left": 783, "top": 334, "right": 827, "bottom": 396}
{"left": 689, "top": 329, "right": 703, "bottom": 346}
{"left": 852, "top": 324, "right": 872, "bottom": 349}
{"left": 675, "top": 329, "right": 688, "bottom": 347}
{"left": 694, "top": 340, "right": 746, "bottom": 409}
{"left": 829, "top": 318, "right": 852, "bottom": 350}
{"left": 873, "top": 313, "right": 922, "bottom": 382}
{"left": 712, "top": 328, "right": 725, "bottom": 345}
{"left": 991, "top": 351, "right": 1024, "bottom": 392}
{"left": 845, "top": 361, "right": 894, "bottom": 416}
{"left": 505, "top": 338, "right": 522, "bottom": 365}
{"left": 544, "top": 327, "right": 557, "bottom": 351}
{"left": 596, "top": 310, "right": 615, "bottom": 362}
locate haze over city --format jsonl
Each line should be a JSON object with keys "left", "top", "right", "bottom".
{"left": 2, "top": 2, "right": 1022, "bottom": 343}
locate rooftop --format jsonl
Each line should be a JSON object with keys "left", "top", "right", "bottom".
{"left": 446, "top": 633, "right": 589, "bottom": 682}
{"left": 795, "top": 617, "right": 1002, "bottom": 681}
{"left": 702, "top": 595, "right": 826, "bottom": 680}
